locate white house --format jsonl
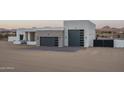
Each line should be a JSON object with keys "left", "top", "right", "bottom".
{"left": 10, "top": 20, "right": 96, "bottom": 47}
{"left": 64, "top": 20, "right": 96, "bottom": 47}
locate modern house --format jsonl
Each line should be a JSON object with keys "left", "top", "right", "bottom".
{"left": 9, "top": 20, "right": 96, "bottom": 47}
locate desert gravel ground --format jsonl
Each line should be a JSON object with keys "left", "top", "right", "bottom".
{"left": 0, "top": 41, "right": 124, "bottom": 72}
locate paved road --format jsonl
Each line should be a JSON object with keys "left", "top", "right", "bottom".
{"left": 0, "top": 41, "right": 124, "bottom": 72}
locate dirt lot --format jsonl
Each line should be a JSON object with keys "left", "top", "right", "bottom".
{"left": 0, "top": 41, "right": 124, "bottom": 72}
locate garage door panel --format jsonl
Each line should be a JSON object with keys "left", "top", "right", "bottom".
{"left": 40, "top": 37, "right": 58, "bottom": 46}
{"left": 69, "top": 31, "right": 80, "bottom": 46}
{"left": 68, "top": 30, "right": 84, "bottom": 47}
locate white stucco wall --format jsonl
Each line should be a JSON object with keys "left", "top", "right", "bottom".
{"left": 114, "top": 39, "right": 124, "bottom": 48}
{"left": 64, "top": 20, "right": 96, "bottom": 47}
{"left": 8, "top": 36, "right": 16, "bottom": 42}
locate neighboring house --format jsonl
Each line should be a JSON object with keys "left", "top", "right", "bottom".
{"left": 0, "top": 29, "right": 16, "bottom": 40}
{"left": 94, "top": 26, "right": 124, "bottom": 48}
{"left": 10, "top": 20, "right": 96, "bottom": 47}
{"left": 96, "top": 26, "right": 124, "bottom": 39}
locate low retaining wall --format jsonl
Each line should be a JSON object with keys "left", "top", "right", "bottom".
{"left": 114, "top": 39, "right": 124, "bottom": 48}
{"left": 13, "top": 41, "right": 21, "bottom": 44}
{"left": 8, "top": 36, "right": 16, "bottom": 42}
{"left": 27, "top": 41, "right": 36, "bottom": 45}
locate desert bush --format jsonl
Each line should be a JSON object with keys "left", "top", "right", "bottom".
{"left": 0, "top": 34, "right": 3, "bottom": 39}
{"left": 0, "top": 33, "right": 8, "bottom": 40}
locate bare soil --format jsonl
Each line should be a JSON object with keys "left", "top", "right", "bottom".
{"left": 0, "top": 41, "right": 124, "bottom": 72}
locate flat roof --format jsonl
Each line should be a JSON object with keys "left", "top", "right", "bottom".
{"left": 17, "top": 20, "right": 95, "bottom": 32}
{"left": 17, "top": 27, "right": 64, "bottom": 32}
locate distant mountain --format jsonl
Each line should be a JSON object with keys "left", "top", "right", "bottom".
{"left": 102, "top": 26, "right": 111, "bottom": 29}
{"left": 0, "top": 28, "right": 16, "bottom": 32}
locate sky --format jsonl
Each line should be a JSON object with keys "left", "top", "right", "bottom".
{"left": 0, "top": 20, "right": 124, "bottom": 29}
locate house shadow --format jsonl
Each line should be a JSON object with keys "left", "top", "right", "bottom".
{"left": 8, "top": 42, "right": 86, "bottom": 52}
{"left": 24, "top": 46, "right": 85, "bottom": 52}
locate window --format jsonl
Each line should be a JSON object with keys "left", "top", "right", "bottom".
{"left": 20, "top": 35, "right": 23, "bottom": 40}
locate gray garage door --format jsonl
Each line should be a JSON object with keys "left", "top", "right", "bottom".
{"left": 68, "top": 30, "right": 84, "bottom": 47}
{"left": 40, "top": 37, "right": 58, "bottom": 46}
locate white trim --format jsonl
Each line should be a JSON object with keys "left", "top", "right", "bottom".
{"left": 27, "top": 41, "right": 36, "bottom": 45}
